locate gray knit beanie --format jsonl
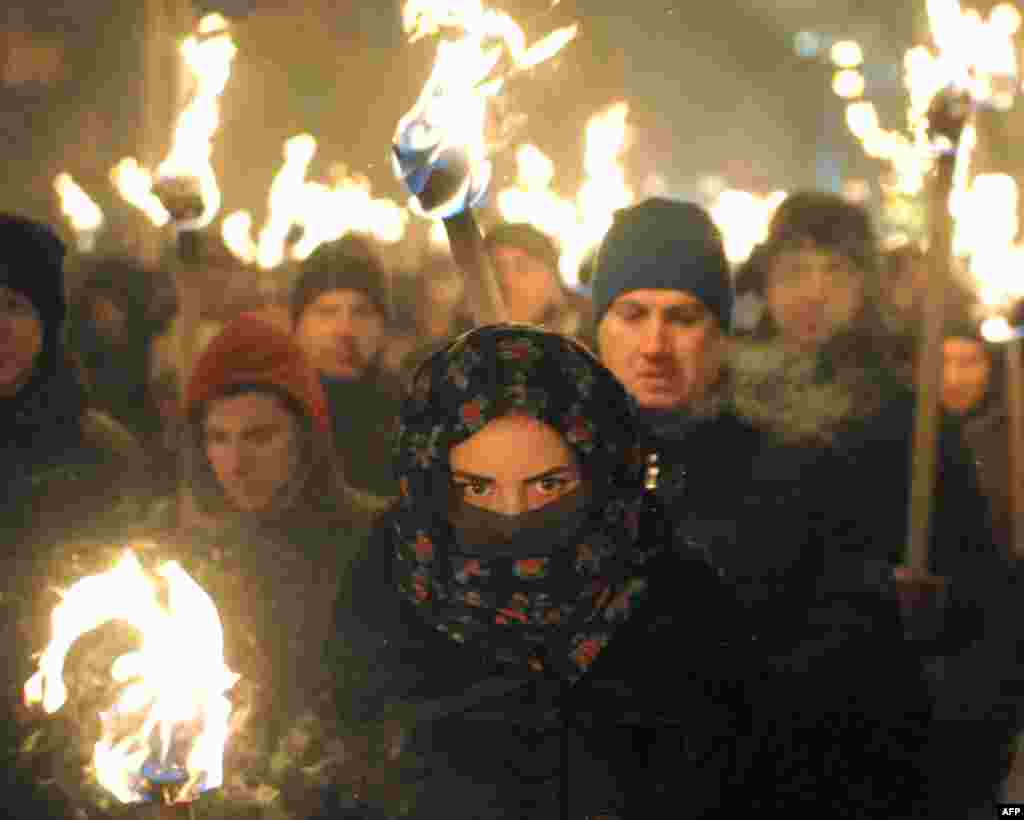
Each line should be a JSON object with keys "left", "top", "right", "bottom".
{"left": 591, "top": 198, "right": 733, "bottom": 331}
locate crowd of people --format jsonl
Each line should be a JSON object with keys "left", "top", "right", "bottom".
{"left": 0, "top": 181, "right": 1022, "bottom": 818}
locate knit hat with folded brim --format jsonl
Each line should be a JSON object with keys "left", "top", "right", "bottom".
{"left": 590, "top": 197, "right": 733, "bottom": 331}
{"left": 291, "top": 234, "right": 390, "bottom": 324}
{"left": 0, "top": 213, "right": 67, "bottom": 330}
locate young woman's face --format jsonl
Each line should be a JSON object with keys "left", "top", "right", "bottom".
{"left": 942, "top": 337, "right": 992, "bottom": 415}
{"left": 204, "top": 391, "right": 302, "bottom": 512}
{"left": 0, "top": 286, "right": 43, "bottom": 398}
{"left": 765, "top": 247, "right": 865, "bottom": 350}
{"left": 449, "top": 412, "right": 583, "bottom": 516}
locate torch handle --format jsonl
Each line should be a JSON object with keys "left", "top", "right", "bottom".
{"left": 442, "top": 210, "right": 508, "bottom": 326}
{"left": 1007, "top": 338, "right": 1024, "bottom": 559}
{"left": 905, "top": 150, "right": 958, "bottom": 576}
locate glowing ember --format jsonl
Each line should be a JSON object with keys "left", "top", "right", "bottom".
{"left": 24, "top": 548, "right": 239, "bottom": 804}
{"left": 109, "top": 158, "right": 171, "bottom": 228}
{"left": 708, "top": 188, "right": 788, "bottom": 265}
{"left": 155, "top": 13, "right": 238, "bottom": 229}
{"left": 393, "top": 0, "right": 578, "bottom": 219}
{"left": 54, "top": 173, "right": 104, "bottom": 250}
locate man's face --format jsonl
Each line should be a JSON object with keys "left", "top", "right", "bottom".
{"left": 0, "top": 286, "right": 43, "bottom": 398}
{"left": 491, "top": 245, "right": 565, "bottom": 324}
{"left": 204, "top": 391, "right": 302, "bottom": 513}
{"left": 90, "top": 296, "right": 127, "bottom": 344}
{"left": 295, "top": 289, "right": 384, "bottom": 380}
{"left": 597, "top": 289, "right": 723, "bottom": 412}
{"left": 764, "top": 247, "right": 864, "bottom": 351}
{"left": 942, "top": 337, "right": 992, "bottom": 415}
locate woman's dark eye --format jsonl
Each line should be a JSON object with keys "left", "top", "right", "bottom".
{"left": 455, "top": 481, "right": 492, "bottom": 498}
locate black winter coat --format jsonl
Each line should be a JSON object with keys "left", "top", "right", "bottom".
{"left": 641, "top": 407, "right": 934, "bottom": 817}
{"left": 327, "top": 508, "right": 750, "bottom": 819}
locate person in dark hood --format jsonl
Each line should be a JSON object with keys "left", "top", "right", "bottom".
{"left": 327, "top": 324, "right": 748, "bottom": 819}
{"left": 1, "top": 214, "right": 151, "bottom": 820}
{"left": 734, "top": 190, "right": 1019, "bottom": 817}
{"left": 485, "top": 222, "right": 594, "bottom": 342}
{"left": 66, "top": 255, "right": 175, "bottom": 451}
{"left": 292, "top": 235, "right": 401, "bottom": 498}
{"left": 590, "top": 196, "right": 932, "bottom": 816}
{"left": 0, "top": 214, "right": 147, "bottom": 536}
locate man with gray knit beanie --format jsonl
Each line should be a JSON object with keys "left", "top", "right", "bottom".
{"left": 590, "top": 197, "right": 933, "bottom": 816}
{"left": 591, "top": 197, "right": 732, "bottom": 417}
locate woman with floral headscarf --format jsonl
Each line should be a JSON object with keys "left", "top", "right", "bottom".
{"left": 326, "top": 324, "right": 747, "bottom": 819}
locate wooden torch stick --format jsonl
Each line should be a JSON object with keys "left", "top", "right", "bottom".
{"left": 442, "top": 209, "right": 507, "bottom": 326}
{"left": 1007, "top": 336, "right": 1024, "bottom": 558}
{"left": 396, "top": 145, "right": 508, "bottom": 326}
{"left": 905, "top": 107, "right": 964, "bottom": 576}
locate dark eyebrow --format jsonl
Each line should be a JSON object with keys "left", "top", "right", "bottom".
{"left": 451, "top": 466, "right": 575, "bottom": 484}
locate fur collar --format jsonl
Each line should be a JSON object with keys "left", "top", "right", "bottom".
{"left": 727, "top": 337, "right": 891, "bottom": 446}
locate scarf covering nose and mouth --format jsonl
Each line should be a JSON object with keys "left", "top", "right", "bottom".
{"left": 392, "top": 324, "right": 659, "bottom": 682}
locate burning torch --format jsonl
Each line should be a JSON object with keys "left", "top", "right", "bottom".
{"left": 23, "top": 548, "right": 239, "bottom": 819}
{"left": 392, "top": 0, "right": 578, "bottom": 326}
{"left": 901, "top": 0, "right": 1019, "bottom": 586}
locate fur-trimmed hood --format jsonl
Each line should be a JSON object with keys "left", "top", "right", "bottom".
{"left": 727, "top": 336, "right": 896, "bottom": 446}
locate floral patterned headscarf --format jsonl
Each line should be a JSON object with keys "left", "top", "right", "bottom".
{"left": 392, "top": 324, "right": 657, "bottom": 683}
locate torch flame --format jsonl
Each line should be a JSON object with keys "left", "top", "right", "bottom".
{"left": 110, "top": 158, "right": 171, "bottom": 228}
{"left": 255, "top": 133, "right": 318, "bottom": 270}
{"left": 955, "top": 173, "right": 1024, "bottom": 314}
{"left": 155, "top": 13, "right": 238, "bottom": 229}
{"left": 221, "top": 210, "right": 258, "bottom": 266}
{"left": 24, "top": 548, "right": 239, "bottom": 805}
{"left": 394, "top": 0, "right": 577, "bottom": 219}
{"left": 708, "top": 189, "right": 788, "bottom": 265}
{"left": 841, "top": 0, "right": 1017, "bottom": 200}
{"left": 230, "top": 134, "right": 409, "bottom": 270}
{"left": 496, "top": 102, "right": 632, "bottom": 289}
{"left": 54, "top": 173, "right": 104, "bottom": 236}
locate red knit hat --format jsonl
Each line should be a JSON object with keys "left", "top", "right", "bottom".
{"left": 185, "top": 313, "right": 330, "bottom": 434}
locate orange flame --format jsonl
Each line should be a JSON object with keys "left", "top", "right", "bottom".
{"left": 113, "top": 14, "right": 237, "bottom": 230}
{"left": 54, "top": 173, "right": 104, "bottom": 249}
{"left": 221, "top": 210, "right": 258, "bottom": 265}
{"left": 155, "top": 13, "right": 238, "bottom": 229}
{"left": 708, "top": 189, "right": 788, "bottom": 264}
{"left": 24, "top": 548, "right": 238, "bottom": 804}
{"left": 841, "top": 1, "right": 1017, "bottom": 198}
{"left": 218, "top": 134, "right": 409, "bottom": 269}
{"left": 394, "top": 0, "right": 577, "bottom": 219}
{"left": 109, "top": 158, "right": 171, "bottom": 228}
{"left": 495, "top": 102, "right": 632, "bottom": 288}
